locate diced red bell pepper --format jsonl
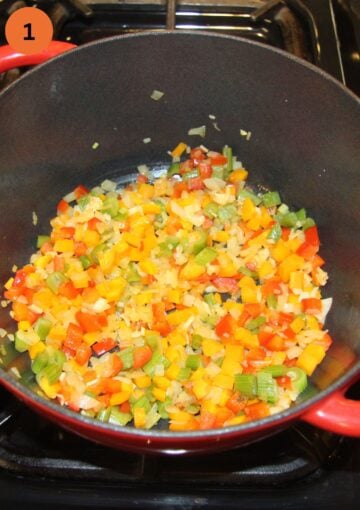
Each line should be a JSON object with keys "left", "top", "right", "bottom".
{"left": 12, "top": 301, "right": 40, "bottom": 324}
{"left": 226, "top": 392, "right": 247, "bottom": 414}
{"left": 199, "top": 410, "right": 217, "bottom": 430}
{"left": 244, "top": 402, "right": 270, "bottom": 420}
{"left": 110, "top": 353, "right": 123, "bottom": 376}
{"left": 57, "top": 199, "right": 70, "bottom": 214}
{"left": 266, "top": 335, "right": 286, "bottom": 351}
{"left": 120, "top": 401, "right": 131, "bottom": 413}
{"left": 172, "top": 181, "right": 187, "bottom": 198}
{"left": 88, "top": 217, "right": 102, "bottom": 231}
{"left": 75, "top": 342, "right": 92, "bottom": 366}
{"left": 190, "top": 147, "right": 206, "bottom": 164}
{"left": 258, "top": 330, "right": 274, "bottom": 346}
{"left": 301, "top": 298, "right": 322, "bottom": 313}
{"left": 187, "top": 176, "right": 204, "bottom": 191}
{"left": 261, "top": 278, "right": 282, "bottom": 298}
{"left": 133, "top": 345, "right": 153, "bottom": 369}
{"left": 296, "top": 241, "right": 319, "bottom": 260}
{"left": 58, "top": 281, "right": 79, "bottom": 300}
{"left": 74, "top": 242, "right": 88, "bottom": 257}
{"left": 137, "top": 174, "right": 148, "bottom": 184}
{"left": 73, "top": 185, "right": 89, "bottom": 199}
{"left": 305, "top": 226, "right": 320, "bottom": 247}
{"left": 281, "top": 227, "right": 291, "bottom": 241}
{"left": 92, "top": 337, "right": 117, "bottom": 356}
{"left": 212, "top": 277, "right": 239, "bottom": 293}
{"left": 215, "top": 313, "right": 237, "bottom": 339}
{"left": 198, "top": 162, "right": 213, "bottom": 179}
{"left": 244, "top": 303, "right": 262, "bottom": 317}
{"left": 209, "top": 153, "right": 228, "bottom": 166}
{"left": 276, "top": 375, "right": 292, "bottom": 389}
{"left": 76, "top": 311, "right": 108, "bottom": 333}
{"left": 59, "top": 227, "right": 75, "bottom": 239}
{"left": 54, "top": 256, "right": 66, "bottom": 272}
{"left": 152, "top": 303, "right": 172, "bottom": 336}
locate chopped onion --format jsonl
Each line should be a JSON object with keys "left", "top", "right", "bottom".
{"left": 101, "top": 179, "right": 117, "bottom": 192}
{"left": 150, "top": 89, "right": 164, "bottom": 101}
{"left": 32, "top": 211, "right": 38, "bottom": 226}
{"left": 317, "top": 297, "right": 333, "bottom": 324}
{"left": 208, "top": 114, "right": 216, "bottom": 120}
{"left": 143, "top": 137, "right": 151, "bottom": 144}
{"left": 92, "top": 142, "right": 100, "bottom": 150}
{"left": 137, "top": 164, "right": 150, "bottom": 176}
{"left": 63, "top": 191, "right": 76, "bottom": 203}
{"left": 212, "top": 122, "right": 221, "bottom": 132}
{"left": 188, "top": 125, "right": 206, "bottom": 138}
{"left": 203, "top": 177, "right": 226, "bottom": 191}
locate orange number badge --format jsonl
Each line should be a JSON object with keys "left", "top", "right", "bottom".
{"left": 5, "top": 7, "right": 53, "bottom": 54}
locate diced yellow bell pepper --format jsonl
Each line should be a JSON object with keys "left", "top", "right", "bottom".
{"left": 167, "top": 289, "right": 182, "bottom": 305}
{"left": 152, "top": 387, "right": 166, "bottom": 402}
{"left": 96, "top": 276, "right": 127, "bottom": 302}
{"left": 241, "top": 198, "right": 256, "bottom": 221}
{"left": 83, "top": 230, "right": 100, "bottom": 247}
{"left": 18, "top": 320, "right": 31, "bottom": 331}
{"left": 213, "top": 373, "right": 234, "bottom": 390}
{"left": 191, "top": 367, "right": 206, "bottom": 381}
{"left": 179, "top": 260, "right": 206, "bottom": 280}
{"left": 139, "top": 259, "right": 157, "bottom": 276}
{"left": 98, "top": 249, "right": 116, "bottom": 274}
{"left": 228, "top": 168, "right": 248, "bottom": 183}
{"left": 165, "top": 346, "right": 184, "bottom": 363}
{"left": 109, "top": 391, "right": 131, "bottom": 406}
{"left": 71, "top": 271, "right": 90, "bottom": 289}
{"left": 241, "top": 286, "right": 259, "bottom": 304}
{"left": 83, "top": 332, "right": 100, "bottom": 346}
{"left": 138, "top": 183, "right": 154, "bottom": 199}
{"left": 246, "top": 214, "right": 262, "bottom": 231}
{"left": 37, "top": 376, "right": 60, "bottom": 399}
{"left": 167, "top": 307, "right": 198, "bottom": 326}
{"left": 296, "top": 342, "right": 326, "bottom": 375}
{"left": 225, "top": 344, "right": 244, "bottom": 362}
{"left": 29, "top": 341, "right": 46, "bottom": 360}
{"left": 133, "top": 407, "right": 146, "bottom": 428}
{"left": 167, "top": 331, "right": 187, "bottom": 346}
{"left": 165, "top": 362, "right": 181, "bottom": 380}
{"left": 153, "top": 376, "right": 171, "bottom": 390}
{"left": 306, "top": 315, "right": 320, "bottom": 330}
{"left": 171, "top": 142, "right": 187, "bottom": 158}
{"left": 217, "top": 253, "right": 237, "bottom": 277}
{"left": 290, "top": 316, "right": 305, "bottom": 333}
{"left": 135, "top": 291, "right": 154, "bottom": 306}
{"left": 258, "top": 260, "right": 274, "bottom": 279}
{"left": 34, "top": 254, "right": 53, "bottom": 269}
{"left": 201, "top": 400, "right": 218, "bottom": 415}
{"left": 202, "top": 338, "right": 224, "bottom": 357}
{"left": 123, "top": 231, "right": 142, "bottom": 248}
{"left": 192, "top": 379, "right": 211, "bottom": 400}
{"left": 278, "top": 254, "right": 304, "bottom": 282}
{"left": 4, "top": 277, "right": 14, "bottom": 290}
{"left": 134, "top": 374, "right": 152, "bottom": 388}
{"left": 234, "top": 328, "right": 259, "bottom": 348}
{"left": 289, "top": 271, "right": 304, "bottom": 291}
{"left": 212, "top": 230, "right": 230, "bottom": 243}
{"left": 271, "top": 239, "right": 291, "bottom": 262}
{"left": 224, "top": 415, "right": 247, "bottom": 426}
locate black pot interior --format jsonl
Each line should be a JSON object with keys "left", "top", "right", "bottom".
{"left": 0, "top": 32, "right": 359, "bottom": 421}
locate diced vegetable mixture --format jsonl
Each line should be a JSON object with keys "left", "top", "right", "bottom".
{"left": 2, "top": 144, "right": 333, "bottom": 431}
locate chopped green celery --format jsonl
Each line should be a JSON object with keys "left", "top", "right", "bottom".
{"left": 84, "top": 390, "right": 97, "bottom": 399}
{"left": 223, "top": 145, "right": 233, "bottom": 176}
{"left": 77, "top": 195, "right": 90, "bottom": 210}
{"left": 278, "top": 203, "right": 289, "bottom": 215}
{"left": 143, "top": 350, "right": 168, "bottom": 376}
{"left": 302, "top": 218, "right": 315, "bottom": 230}
{"left": 266, "top": 294, "right": 277, "bottom": 309}
{"left": 114, "top": 208, "right": 128, "bottom": 221}
{"left": 214, "top": 356, "right": 224, "bottom": 367}
{"left": 287, "top": 367, "right": 308, "bottom": 394}
{"left": 217, "top": 204, "right": 238, "bottom": 223}
{"left": 145, "top": 404, "right": 161, "bottom": 429}
{"left": 34, "top": 317, "right": 52, "bottom": 341}
{"left": 262, "top": 191, "right": 281, "bottom": 208}
{"left": 182, "top": 169, "right": 200, "bottom": 181}
{"left": 167, "top": 162, "right": 180, "bottom": 177}
{"left": 49, "top": 349, "right": 66, "bottom": 367}
{"left": 239, "top": 266, "right": 257, "bottom": 279}
{"left": 14, "top": 332, "right": 29, "bottom": 352}
{"left": 79, "top": 255, "right": 92, "bottom": 269}
{"left": 118, "top": 348, "right": 134, "bottom": 370}
{"left": 154, "top": 199, "right": 166, "bottom": 212}
{"left": 158, "top": 400, "right": 170, "bottom": 419}
{"left": 185, "top": 354, "right": 202, "bottom": 370}
{"left": 204, "top": 293, "right": 217, "bottom": 306}
{"left": 37, "top": 363, "right": 62, "bottom": 385}
{"left": 36, "top": 235, "right": 51, "bottom": 249}
{"left": 146, "top": 334, "right": 161, "bottom": 350}
{"left": 108, "top": 407, "right": 132, "bottom": 426}
{"left": 90, "top": 243, "right": 106, "bottom": 264}
{"left": 127, "top": 262, "right": 141, "bottom": 283}
{"left": 267, "top": 223, "right": 282, "bottom": 241}
{"left": 195, "top": 247, "right": 218, "bottom": 266}
{"left": 261, "top": 365, "right": 287, "bottom": 377}
{"left": 32, "top": 350, "right": 49, "bottom": 374}
{"left": 132, "top": 395, "right": 151, "bottom": 412}
{"left": 101, "top": 196, "right": 119, "bottom": 218}
{"left": 177, "top": 367, "right": 192, "bottom": 381}
{"left": 46, "top": 272, "right": 68, "bottom": 294}
{"left": 97, "top": 407, "right": 111, "bottom": 422}
{"left": 278, "top": 211, "right": 298, "bottom": 228}
{"left": 212, "top": 166, "right": 224, "bottom": 180}
{"left": 204, "top": 202, "right": 219, "bottom": 218}
{"left": 191, "top": 230, "right": 208, "bottom": 255}
{"left": 159, "top": 236, "right": 179, "bottom": 256}
{"left": 296, "top": 208, "right": 307, "bottom": 222}
{"left": 246, "top": 316, "right": 266, "bottom": 331}
{"left": 191, "top": 334, "right": 204, "bottom": 349}
{"left": 256, "top": 371, "right": 278, "bottom": 404}
{"left": 234, "top": 374, "right": 257, "bottom": 397}
{"left": 237, "top": 189, "right": 262, "bottom": 205}
{"left": 204, "top": 315, "right": 218, "bottom": 327}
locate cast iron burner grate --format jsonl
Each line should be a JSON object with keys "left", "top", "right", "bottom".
{"left": 0, "top": 388, "right": 344, "bottom": 483}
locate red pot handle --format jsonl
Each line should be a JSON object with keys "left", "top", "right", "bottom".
{"left": 302, "top": 384, "right": 360, "bottom": 436}
{"left": 0, "top": 41, "right": 76, "bottom": 74}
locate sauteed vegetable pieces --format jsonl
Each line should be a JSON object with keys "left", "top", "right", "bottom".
{"left": 3, "top": 144, "right": 333, "bottom": 430}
